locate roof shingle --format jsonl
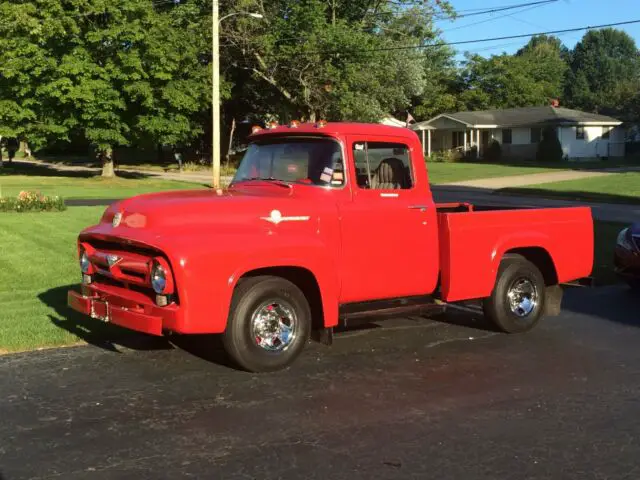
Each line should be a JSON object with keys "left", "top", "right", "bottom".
{"left": 414, "top": 106, "right": 621, "bottom": 129}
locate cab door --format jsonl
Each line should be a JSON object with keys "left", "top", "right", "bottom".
{"left": 337, "top": 136, "right": 438, "bottom": 303}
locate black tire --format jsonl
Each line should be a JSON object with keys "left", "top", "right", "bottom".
{"left": 222, "top": 276, "right": 311, "bottom": 373}
{"left": 482, "top": 256, "right": 546, "bottom": 333}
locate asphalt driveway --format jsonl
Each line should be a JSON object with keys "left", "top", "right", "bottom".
{"left": 1, "top": 285, "right": 640, "bottom": 480}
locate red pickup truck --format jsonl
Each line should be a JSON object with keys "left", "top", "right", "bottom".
{"left": 68, "top": 122, "right": 594, "bottom": 372}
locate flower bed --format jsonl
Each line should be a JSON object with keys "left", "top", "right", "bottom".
{"left": 0, "top": 191, "right": 66, "bottom": 212}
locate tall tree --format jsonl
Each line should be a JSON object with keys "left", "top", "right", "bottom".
{"left": 565, "top": 28, "right": 640, "bottom": 115}
{"left": 219, "top": 0, "right": 455, "bottom": 122}
{"left": 456, "top": 35, "right": 569, "bottom": 111}
{"left": 0, "top": 0, "right": 215, "bottom": 176}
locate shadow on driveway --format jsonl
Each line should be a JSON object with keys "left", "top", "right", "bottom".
{"left": 39, "top": 285, "right": 238, "bottom": 369}
{"left": 562, "top": 284, "right": 640, "bottom": 329}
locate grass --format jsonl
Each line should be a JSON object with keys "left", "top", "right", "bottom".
{"left": 427, "top": 162, "right": 557, "bottom": 184}
{"left": 497, "top": 172, "right": 640, "bottom": 205}
{"left": 0, "top": 163, "right": 208, "bottom": 199}
{"left": 0, "top": 207, "right": 116, "bottom": 352}
{"left": 0, "top": 205, "right": 625, "bottom": 353}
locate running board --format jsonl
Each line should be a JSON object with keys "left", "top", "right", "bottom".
{"left": 338, "top": 295, "right": 446, "bottom": 328}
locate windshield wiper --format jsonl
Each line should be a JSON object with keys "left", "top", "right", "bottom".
{"left": 236, "top": 177, "right": 293, "bottom": 189}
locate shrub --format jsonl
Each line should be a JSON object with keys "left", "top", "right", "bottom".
{"left": 0, "top": 191, "right": 66, "bottom": 212}
{"left": 429, "top": 149, "right": 463, "bottom": 163}
{"left": 536, "top": 127, "right": 564, "bottom": 163}
{"left": 484, "top": 140, "right": 502, "bottom": 162}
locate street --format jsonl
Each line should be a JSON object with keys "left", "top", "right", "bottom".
{"left": 1, "top": 285, "right": 639, "bottom": 480}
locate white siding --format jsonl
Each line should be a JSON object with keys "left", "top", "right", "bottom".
{"left": 560, "top": 125, "right": 624, "bottom": 159}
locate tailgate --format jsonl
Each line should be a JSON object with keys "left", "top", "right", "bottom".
{"left": 437, "top": 206, "right": 593, "bottom": 302}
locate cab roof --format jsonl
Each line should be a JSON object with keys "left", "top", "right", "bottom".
{"left": 249, "top": 122, "right": 418, "bottom": 141}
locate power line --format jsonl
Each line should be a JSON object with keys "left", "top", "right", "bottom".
{"left": 442, "top": 1, "right": 558, "bottom": 33}
{"left": 259, "top": 19, "right": 640, "bottom": 58}
{"left": 433, "top": 0, "right": 558, "bottom": 21}
{"left": 218, "top": 0, "right": 562, "bottom": 49}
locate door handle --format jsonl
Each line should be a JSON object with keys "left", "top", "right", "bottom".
{"left": 408, "top": 205, "right": 428, "bottom": 210}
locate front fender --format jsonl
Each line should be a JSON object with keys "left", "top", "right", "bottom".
{"left": 166, "top": 235, "right": 339, "bottom": 334}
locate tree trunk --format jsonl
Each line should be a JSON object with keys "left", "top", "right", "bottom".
{"left": 101, "top": 146, "right": 115, "bottom": 178}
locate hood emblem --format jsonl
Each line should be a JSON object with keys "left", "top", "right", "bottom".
{"left": 107, "top": 254, "right": 122, "bottom": 267}
{"left": 112, "top": 212, "right": 123, "bottom": 227}
{"left": 261, "top": 209, "right": 310, "bottom": 225}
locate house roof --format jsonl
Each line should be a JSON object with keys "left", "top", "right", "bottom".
{"left": 411, "top": 106, "right": 622, "bottom": 130}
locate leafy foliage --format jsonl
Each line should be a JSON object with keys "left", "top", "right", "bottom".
{"left": 536, "top": 127, "right": 564, "bottom": 163}
{"left": 565, "top": 29, "right": 640, "bottom": 117}
{"left": 484, "top": 140, "right": 502, "bottom": 163}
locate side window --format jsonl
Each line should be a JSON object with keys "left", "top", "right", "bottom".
{"left": 502, "top": 129, "right": 512, "bottom": 144}
{"left": 576, "top": 126, "right": 585, "bottom": 140}
{"left": 530, "top": 128, "right": 541, "bottom": 143}
{"left": 351, "top": 141, "right": 413, "bottom": 190}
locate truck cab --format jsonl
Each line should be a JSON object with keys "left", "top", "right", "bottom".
{"left": 68, "top": 122, "right": 594, "bottom": 372}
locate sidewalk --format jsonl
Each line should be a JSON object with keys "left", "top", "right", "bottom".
{"left": 15, "top": 158, "right": 232, "bottom": 185}
{"left": 445, "top": 170, "right": 610, "bottom": 188}
{"left": 443, "top": 165, "right": 640, "bottom": 189}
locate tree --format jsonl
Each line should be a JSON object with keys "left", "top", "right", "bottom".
{"left": 536, "top": 126, "right": 563, "bottom": 162}
{"left": 219, "top": 0, "right": 455, "bottom": 122}
{"left": 0, "top": 0, "right": 215, "bottom": 176}
{"left": 565, "top": 28, "right": 640, "bottom": 115}
{"left": 457, "top": 36, "right": 569, "bottom": 111}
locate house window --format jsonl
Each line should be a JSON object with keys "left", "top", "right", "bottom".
{"left": 502, "top": 129, "right": 512, "bottom": 144}
{"left": 530, "top": 128, "right": 541, "bottom": 143}
{"left": 576, "top": 126, "right": 585, "bottom": 140}
{"left": 602, "top": 127, "right": 611, "bottom": 139}
{"left": 352, "top": 142, "right": 413, "bottom": 190}
{"left": 451, "top": 131, "right": 465, "bottom": 148}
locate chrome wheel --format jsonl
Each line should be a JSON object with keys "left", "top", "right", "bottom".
{"left": 507, "top": 277, "right": 538, "bottom": 317}
{"left": 251, "top": 300, "right": 297, "bottom": 352}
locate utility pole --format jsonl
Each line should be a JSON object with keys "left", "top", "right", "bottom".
{"left": 212, "top": 0, "right": 221, "bottom": 189}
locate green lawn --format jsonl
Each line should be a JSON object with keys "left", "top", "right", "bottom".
{"left": 498, "top": 172, "right": 640, "bottom": 205}
{"left": 0, "top": 166, "right": 207, "bottom": 200}
{"left": 0, "top": 205, "right": 625, "bottom": 353}
{"left": 0, "top": 207, "right": 112, "bottom": 352}
{"left": 427, "top": 162, "right": 559, "bottom": 184}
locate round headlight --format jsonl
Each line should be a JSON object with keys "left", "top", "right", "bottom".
{"left": 80, "top": 249, "right": 91, "bottom": 274}
{"left": 151, "top": 263, "right": 167, "bottom": 294}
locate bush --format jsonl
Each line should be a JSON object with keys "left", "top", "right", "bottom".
{"left": 536, "top": 127, "right": 564, "bottom": 163}
{"left": 429, "top": 149, "right": 463, "bottom": 163}
{"left": 0, "top": 191, "right": 66, "bottom": 212}
{"left": 484, "top": 140, "right": 502, "bottom": 162}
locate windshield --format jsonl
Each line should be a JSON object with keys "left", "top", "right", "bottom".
{"left": 232, "top": 137, "right": 345, "bottom": 187}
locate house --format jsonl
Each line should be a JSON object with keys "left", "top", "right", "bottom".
{"left": 410, "top": 106, "right": 624, "bottom": 160}
{"left": 379, "top": 116, "right": 410, "bottom": 128}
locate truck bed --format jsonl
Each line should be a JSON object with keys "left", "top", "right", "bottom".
{"left": 436, "top": 203, "right": 594, "bottom": 303}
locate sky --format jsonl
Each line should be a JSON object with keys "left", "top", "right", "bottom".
{"left": 437, "top": 0, "right": 640, "bottom": 60}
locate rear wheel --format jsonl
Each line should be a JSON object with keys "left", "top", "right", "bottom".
{"left": 222, "top": 276, "right": 311, "bottom": 373}
{"left": 483, "top": 256, "right": 546, "bottom": 333}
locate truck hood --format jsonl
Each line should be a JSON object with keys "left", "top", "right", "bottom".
{"left": 84, "top": 184, "right": 321, "bottom": 242}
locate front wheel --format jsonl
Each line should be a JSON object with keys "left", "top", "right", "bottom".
{"left": 483, "top": 256, "right": 546, "bottom": 333}
{"left": 222, "top": 276, "right": 311, "bottom": 372}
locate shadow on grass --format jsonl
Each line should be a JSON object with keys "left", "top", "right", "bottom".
{"left": 39, "top": 285, "right": 237, "bottom": 369}
{"left": 497, "top": 188, "right": 640, "bottom": 206}
{"left": 1, "top": 160, "right": 151, "bottom": 180}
